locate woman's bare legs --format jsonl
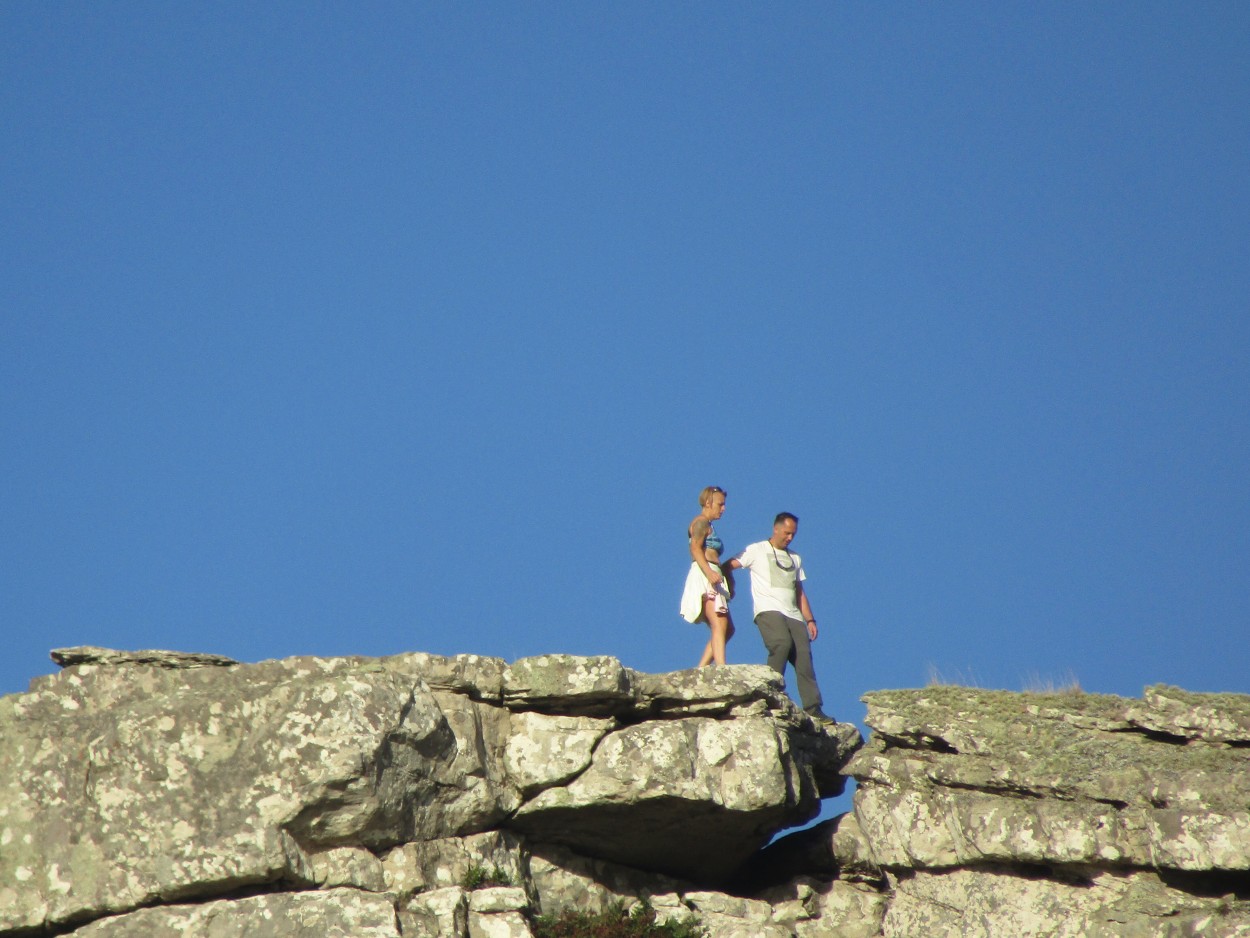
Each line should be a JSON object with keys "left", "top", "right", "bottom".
{"left": 697, "top": 601, "right": 735, "bottom": 666}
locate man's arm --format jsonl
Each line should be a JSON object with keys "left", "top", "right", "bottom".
{"left": 722, "top": 557, "right": 740, "bottom": 598}
{"left": 796, "top": 580, "right": 818, "bottom": 641}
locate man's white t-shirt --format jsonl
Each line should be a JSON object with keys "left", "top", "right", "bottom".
{"left": 735, "top": 540, "right": 806, "bottom": 620}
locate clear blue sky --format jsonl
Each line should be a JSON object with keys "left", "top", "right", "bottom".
{"left": 4, "top": 2, "right": 1248, "bottom": 749}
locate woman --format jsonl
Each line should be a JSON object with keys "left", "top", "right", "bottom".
{"left": 679, "top": 485, "right": 736, "bottom": 666}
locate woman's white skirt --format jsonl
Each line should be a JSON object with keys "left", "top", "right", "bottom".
{"left": 680, "top": 562, "right": 730, "bottom": 623}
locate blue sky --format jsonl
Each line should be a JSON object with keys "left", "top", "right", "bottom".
{"left": 4, "top": 0, "right": 1248, "bottom": 772}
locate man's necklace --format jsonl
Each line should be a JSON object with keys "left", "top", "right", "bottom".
{"left": 770, "top": 544, "right": 795, "bottom": 570}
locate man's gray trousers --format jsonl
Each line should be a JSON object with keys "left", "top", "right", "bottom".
{"left": 754, "top": 611, "right": 824, "bottom": 713}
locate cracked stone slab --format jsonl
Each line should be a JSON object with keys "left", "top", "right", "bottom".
{"left": 4, "top": 646, "right": 866, "bottom": 932}
{"left": 850, "top": 686, "right": 1250, "bottom": 872}
{"left": 504, "top": 711, "right": 616, "bottom": 796}
{"left": 630, "top": 665, "right": 792, "bottom": 716}
{"left": 383, "top": 830, "right": 529, "bottom": 900}
{"left": 382, "top": 651, "right": 508, "bottom": 701}
{"left": 0, "top": 653, "right": 514, "bottom": 933}
{"left": 50, "top": 646, "right": 240, "bottom": 670}
{"left": 513, "top": 714, "right": 839, "bottom": 881}
{"left": 502, "top": 655, "right": 635, "bottom": 714}
{"left": 1127, "top": 684, "right": 1250, "bottom": 744}
{"left": 400, "top": 885, "right": 468, "bottom": 937}
{"left": 64, "top": 887, "right": 402, "bottom": 937}
{"left": 881, "top": 866, "right": 1250, "bottom": 938}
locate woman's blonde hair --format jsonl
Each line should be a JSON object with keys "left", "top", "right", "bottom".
{"left": 698, "top": 486, "right": 726, "bottom": 507}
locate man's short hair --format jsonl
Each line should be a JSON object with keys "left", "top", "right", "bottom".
{"left": 774, "top": 512, "right": 798, "bottom": 527}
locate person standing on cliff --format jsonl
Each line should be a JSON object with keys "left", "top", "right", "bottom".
{"left": 679, "top": 485, "right": 736, "bottom": 666}
{"left": 727, "top": 512, "right": 834, "bottom": 726}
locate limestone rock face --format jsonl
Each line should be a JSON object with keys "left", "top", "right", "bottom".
{"left": 513, "top": 715, "right": 808, "bottom": 880}
{"left": 1, "top": 653, "right": 452, "bottom": 932}
{"left": 1126, "top": 684, "right": 1250, "bottom": 743}
{"left": 502, "top": 657, "right": 856, "bottom": 882}
{"left": 64, "top": 888, "right": 402, "bottom": 938}
{"left": 847, "top": 684, "right": 1250, "bottom": 937}
{"left": 849, "top": 685, "right": 1250, "bottom": 872}
{"left": 0, "top": 648, "right": 858, "bottom": 936}
{"left": 7, "top": 647, "right": 1248, "bottom": 938}
{"left": 881, "top": 867, "right": 1250, "bottom": 938}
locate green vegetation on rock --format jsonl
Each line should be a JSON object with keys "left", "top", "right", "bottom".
{"left": 532, "top": 900, "right": 706, "bottom": 938}
{"left": 460, "top": 863, "right": 512, "bottom": 890}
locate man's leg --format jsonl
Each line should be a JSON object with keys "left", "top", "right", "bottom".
{"left": 754, "top": 612, "right": 795, "bottom": 676}
{"left": 783, "top": 615, "right": 825, "bottom": 714}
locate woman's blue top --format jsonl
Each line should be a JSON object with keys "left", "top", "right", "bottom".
{"left": 702, "top": 525, "right": 724, "bottom": 555}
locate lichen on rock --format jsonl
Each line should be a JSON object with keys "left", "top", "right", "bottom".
{"left": 3, "top": 649, "right": 1248, "bottom": 937}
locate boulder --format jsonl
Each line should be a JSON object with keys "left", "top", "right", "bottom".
{"left": 528, "top": 841, "right": 692, "bottom": 916}
{"left": 512, "top": 714, "right": 825, "bottom": 881}
{"left": 468, "top": 887, "right": 534, "bottom": 938}
{"left": 503, "top": 712, "right": 616, "bottom": 796}
{"left": 0, "top": 647, "right": 859, "bottom": 934}
{"left": 0, "top": 653, "right": 511, "bottom": 932}
{"left": 504, "top": 662, "right": 860, "bottom": 882}
{"left": 0, "top": 655, "right": 420, "bottom": 935}
{"left": 1126, "top": 684, "right": 1250, "bottom": 744}
{"left": 382, "top": 830, "right": 529, "bottom": 899}
{"left": 400, "top": 885, "right": 469, "bottom": 938}
{"left": 849, "top": 686, "right": 1250, "bottom": 872}
{"left": 502, "top": 655, "right": 634, "bottom": 715}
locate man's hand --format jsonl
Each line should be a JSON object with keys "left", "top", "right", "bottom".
{"left": 807, "top": 619, "right": 818, "bottom": 641}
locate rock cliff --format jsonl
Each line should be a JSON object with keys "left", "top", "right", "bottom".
{"left": 846, "top": 685, "right": 1250, "bottom": 937}
{"left": 1, "top": 648, "right": 1247, "bottom": 937}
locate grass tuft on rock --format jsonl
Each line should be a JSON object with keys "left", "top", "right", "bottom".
{"left": 532, "top": 899, "right": 706, "bottom": 938}
{"left": 461, "top": 863, "right": 512, "bottom": 890}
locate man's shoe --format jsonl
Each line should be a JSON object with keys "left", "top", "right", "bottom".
{"left": 807, "top": 710, "right": 836, "bottom": 727}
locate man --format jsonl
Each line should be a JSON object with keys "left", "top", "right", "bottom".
{"left": 727, "top": 512, "right": 834, "bottom": 726}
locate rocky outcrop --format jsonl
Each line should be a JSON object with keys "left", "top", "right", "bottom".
{"left": 2, "top": 648, "right": 1248, "bottom": 937}
{"left": 847, "top": 685, "right": 1250, "bottom": 937}
{"left": 0, "top": 648, "right": 858, "bottom": 936}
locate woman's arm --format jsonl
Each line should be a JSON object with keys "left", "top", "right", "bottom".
{"left": 688, "top": 517, "right": 723, "bottom": 585}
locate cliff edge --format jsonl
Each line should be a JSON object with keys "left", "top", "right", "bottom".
{"left": 1, "top": 648, "right": 1246, "bottom": 937}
